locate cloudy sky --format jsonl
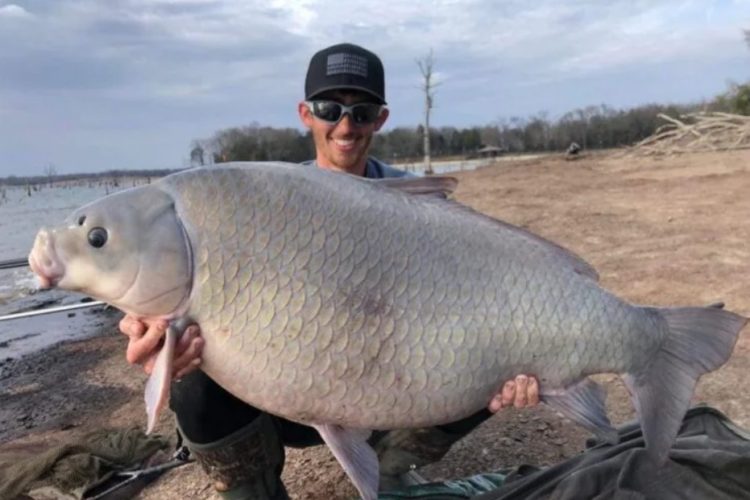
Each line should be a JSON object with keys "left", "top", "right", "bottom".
{"left": 1, "top": 0, "right": 749, "bottom": 176}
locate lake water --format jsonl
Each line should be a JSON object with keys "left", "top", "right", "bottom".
{"left": 398, "top": 155, "right": 544, "bottom": 175}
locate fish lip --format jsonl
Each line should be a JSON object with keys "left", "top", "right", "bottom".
{"left": 28, "top": 230, "right": 65, "bottom": 289}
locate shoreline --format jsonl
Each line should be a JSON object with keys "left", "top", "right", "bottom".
{"left": 0, "top": 307, "right": 124, "bottom": 444}
{"left": 0, "top": 289, "right": 110, "bottom": 360}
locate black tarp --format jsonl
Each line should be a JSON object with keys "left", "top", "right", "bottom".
{"left": 476, "top": 405, "right": 750, "bottom": 500}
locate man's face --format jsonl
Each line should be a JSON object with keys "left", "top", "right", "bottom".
{"left": 298, "top": 90, "right": 389, "bottom": 175}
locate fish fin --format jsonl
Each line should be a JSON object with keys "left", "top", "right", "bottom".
{"left": 542, "top": 378, "right": 617, "bottom": 444}
{"left": 624, "top": 306, "right": 746, "bottom": 464}
{"left": 485, "top": 215, "right": 599, "bottom": 280}
{"left": 439, "top": 199, "right": 599, "bottom": 280}
{"left": 143, "top": 325, "right": 178, "bottom": 434}
{"left": 374, "top": 176, "right": 458, "bottom": 198}
{"left": 376, "top": 174, "right": 599, "bottom": 280}
{"left": 313, "top": 424, "right": 379, "bottom": 500}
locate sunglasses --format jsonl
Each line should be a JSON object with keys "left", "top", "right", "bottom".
{"left": 305, "top": 100, "right": 384, "bottom": 126}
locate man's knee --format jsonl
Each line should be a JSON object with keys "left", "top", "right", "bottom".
{"left": 375, "top": 409, "right": 493, "bottom": 491}
{"left": 170, "top": 370, "right": 262, "bottom": 444}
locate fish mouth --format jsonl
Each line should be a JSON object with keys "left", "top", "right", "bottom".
{"left": 28, "top": 229, "right": 65, "bottom": 289}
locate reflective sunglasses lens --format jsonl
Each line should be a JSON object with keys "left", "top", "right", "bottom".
{"left": 351, "top": 104, "right": 381, "bottom": 124}
{"left": 312, "top": 101, "right": 343, "bottom": 123}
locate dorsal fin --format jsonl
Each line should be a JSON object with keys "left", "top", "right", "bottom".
{"left": 370, "top": 174, "right": 598, "bottom": 281}
{"left": 442, "top": 200, "right": 600, "bottom": 281}
{"left": 373, "top": 176, "right": 458, "bottom": 199}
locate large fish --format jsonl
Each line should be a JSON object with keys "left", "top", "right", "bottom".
{"left": 28, "top": 162, "right": 746, "bottom": 499}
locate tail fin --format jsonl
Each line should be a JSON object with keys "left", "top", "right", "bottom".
{"left": 623, "top": 306, "right": 746, "bottom": 464}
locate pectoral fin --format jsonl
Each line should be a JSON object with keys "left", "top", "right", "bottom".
{"left": 144, "top": 325, "right": 178, "bottom": 434}
{"left": 313, "top": 424, "right": 379, "bottom": 500}
{"left": 542, "top": 378, "right": 617, "bottom": 444}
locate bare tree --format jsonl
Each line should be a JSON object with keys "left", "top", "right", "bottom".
{"left": 43, "top": 163, "right": 57, "bottom": 187}
{"left": 417, "top": 50, "right": 439, "bottom": 175}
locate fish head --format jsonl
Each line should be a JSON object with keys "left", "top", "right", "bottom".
{"left": 28, "top": 186, "right": 193, "bottom": 318}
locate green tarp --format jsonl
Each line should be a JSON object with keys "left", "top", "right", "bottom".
{"left": 0, "top": 426, "right": 170, "bottom": 499}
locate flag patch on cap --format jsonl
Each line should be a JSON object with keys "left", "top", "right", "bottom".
{"left": 326, "top": 52, "right": 368, "bottom": 77}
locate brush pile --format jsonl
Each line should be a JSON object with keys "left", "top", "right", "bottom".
{"left": 623, "top": 112, "right": 750, "bottom": 156}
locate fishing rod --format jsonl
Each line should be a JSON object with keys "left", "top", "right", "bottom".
{"left": 0, "top": 257, "right": 29, "bottom": 270}
{"left": 0, "top": 300, "right": 106, "bottom": 322}
{"left": 0, "top": 255, "right": 107, "bottom": 321}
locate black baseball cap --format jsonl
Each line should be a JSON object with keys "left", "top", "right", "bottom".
{"left": 305, "top": 43, "right": 386, "bottom": 104}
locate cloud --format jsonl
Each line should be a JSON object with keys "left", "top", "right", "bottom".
{"left": 3, "top": 1, "right": 743, "bottom": 99}
{"left": 0, "top": 1, "right": 310, "bottom": 101}
{"left": 0, "top": 3, "right": 32, "bottom": 18}
{"left": 1, "top": 0, "right": 749, "bottom": 174}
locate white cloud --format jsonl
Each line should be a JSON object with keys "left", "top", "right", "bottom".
{"left": 0, "top": 4, "right": 32, "bottom": 18}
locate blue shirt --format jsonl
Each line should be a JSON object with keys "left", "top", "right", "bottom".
{"left": 363, "top": 157, "right": 414, "bottom": 179}
{"left": 303, "top": 157, "right": 414, "bottom": 179}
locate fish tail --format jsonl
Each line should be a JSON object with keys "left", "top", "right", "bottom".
{"left": 623, "top": 306, "right": 746, "bottom": 464}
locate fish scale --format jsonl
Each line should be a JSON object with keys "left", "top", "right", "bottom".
{"left": 193, "top": 166, "right": 572, "bottom": 425}
{"left": 29, "top": 162, "right": 746, "bottom": 499}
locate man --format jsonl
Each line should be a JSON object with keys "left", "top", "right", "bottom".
{"left": 120, "top": 43, "right": 540, "bottom": 499}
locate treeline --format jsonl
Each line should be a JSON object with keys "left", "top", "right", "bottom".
{"left": 191, "top": 82, "right": 750, "bottom": 165}
{"left": 190, "top": 102, "right": 696, "bottom": 165}
{"left": 190, "top": 125, "right": 314, "bottom": 165}
{"left": 369, "top": 102, "right": 696, "bottom": 160}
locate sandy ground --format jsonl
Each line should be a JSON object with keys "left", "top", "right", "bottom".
{"left": 1, "top": 148, "right": 749, "bottom": 499}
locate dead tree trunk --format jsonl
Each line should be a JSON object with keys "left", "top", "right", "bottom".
{"left": 418, "top": 51, "right": 437, "bottom": 175}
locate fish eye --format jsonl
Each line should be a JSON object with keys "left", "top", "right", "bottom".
{"left": 78, "top": 215, "right": 86, "bottom": 226}
{"left": 87, "top": 227, "right": 108, "bottom": 248}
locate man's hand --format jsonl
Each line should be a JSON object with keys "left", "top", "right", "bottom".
{"left": 488, "top": 374, "right": 540, "bottom": 412}
{"left": 119, "top": 314, "right": 204, "bottom": 379}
